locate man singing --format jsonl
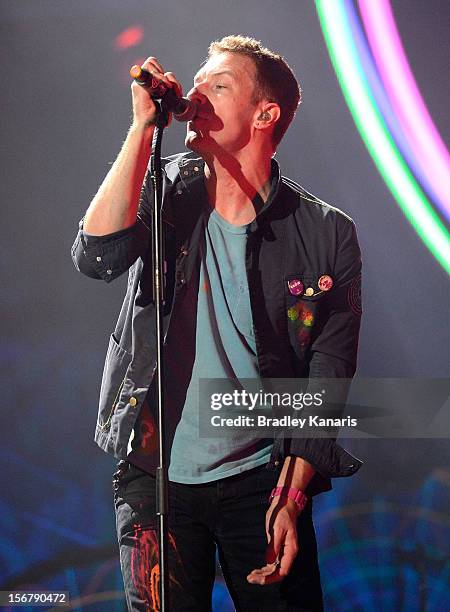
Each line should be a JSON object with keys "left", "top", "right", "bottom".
{"left": 72, "top": 35, "right": 363, "bottom": 611}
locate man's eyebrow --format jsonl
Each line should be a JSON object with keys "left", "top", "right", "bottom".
{"left": 193, "top": 69, "right": 236, "bottom": 83}
{"left": 211, "top": 70, "right": 236, "bottom": 78}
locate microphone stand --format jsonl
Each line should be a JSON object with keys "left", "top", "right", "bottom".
{"left": 149, "top": 99, "right": 170, "bottom": 612}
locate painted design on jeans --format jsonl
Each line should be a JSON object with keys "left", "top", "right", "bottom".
{"left": 150, "top": 564, "right": 160, "bottom": 611}
{"left": 130, "top": 528, "right": 159, "bottom": 610}
{"left": 130, "top": 525, "right": 184, "bottom": 611}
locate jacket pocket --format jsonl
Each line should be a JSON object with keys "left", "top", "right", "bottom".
{"left": 97, "top": 333, "right": 132, "bottom": 430}
{"left": 284, "top": 273, "right": 327, "bottom": 359}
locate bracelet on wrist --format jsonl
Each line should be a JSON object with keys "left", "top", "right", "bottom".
{"left": 269, "top": 486, "right": 308, "bottom": 512}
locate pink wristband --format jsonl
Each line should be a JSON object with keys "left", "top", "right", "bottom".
{"left": 269, "top": 486, "right": 308, "bottom": 512}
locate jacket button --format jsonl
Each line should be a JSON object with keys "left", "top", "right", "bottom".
{"left": 274, "top": 460, "right": 280, "bottom": 466}
{"left": 96, "top": 256, "right": 102, "bottom": 262}
{"left": 129, "top": 397, "right": 138, "bottom": 407}
{"left": 106, "top": 269, "right": 113, "bottom": 275}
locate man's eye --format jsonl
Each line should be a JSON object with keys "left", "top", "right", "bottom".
{"left": 215, "top": 84, "right": 226, "bottom": 90}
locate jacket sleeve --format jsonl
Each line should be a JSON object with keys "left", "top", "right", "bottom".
{"left": 283, "top": 215, "right": 363, "bottom": 485}
{"left": 70, "top": 174, "right": 154, "bottom": 283}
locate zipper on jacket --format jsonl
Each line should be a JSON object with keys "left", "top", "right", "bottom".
{"left": 245, "top": 231, "right": 263, "bottom": 378}
{"left": 162, "top": 244, "right": 189, "bottom": 344}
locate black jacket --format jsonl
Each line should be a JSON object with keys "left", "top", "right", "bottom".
{"left": 71, "top": 152, "right": 363, "bottom": 496}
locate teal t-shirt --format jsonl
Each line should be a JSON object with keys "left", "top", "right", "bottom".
{"left": 168, "top": 208, "right": 273, "bottom": 483}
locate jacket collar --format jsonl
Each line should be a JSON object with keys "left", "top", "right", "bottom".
{"left": 163, "top": 152, "right": 283, "bottom": 230}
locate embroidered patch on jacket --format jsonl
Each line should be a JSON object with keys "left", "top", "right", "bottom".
{"left": 297, "top": 326, "right": 311, "bottom": 348}
{"left": 287, "top": 301, "right": 314, "bottom": 353}
{"left": 300, "top": 307, "right": 314, "bottom": 327}
{"left": 287, "top": 302, "right": 314, "bottom": 326}
{"left": 347, "top": 273, "right": 362, "bottom": 316}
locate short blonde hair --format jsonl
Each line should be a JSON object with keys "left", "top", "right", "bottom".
{"left": 208, "top": 35, "right": 301, "bottom": 146}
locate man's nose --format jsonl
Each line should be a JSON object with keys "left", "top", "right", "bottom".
{"left": 186, "top": 85, "right": 208, "bottom": 105}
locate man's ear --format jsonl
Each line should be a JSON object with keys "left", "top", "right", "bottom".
{"left": 255, "top": 103, "right": 281, "bottom": 128}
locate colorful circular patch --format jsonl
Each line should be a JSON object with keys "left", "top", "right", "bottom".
{"left": 287, "top": 279, "right": 304, "bottom": 296}
{"left": 347, "top": 273, "right": 362, "bottom": 315}
{"left": 318, "top": 274, "right": 333, "bottom": 291}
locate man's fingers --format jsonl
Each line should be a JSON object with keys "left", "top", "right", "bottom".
{"left": 139, "top": 57, "right": 175, "bottom": 89}
{"left": 277, "top": 531, "right": 298, "bottom": 578}
{"left": 247, "top": 552, "right": 296, "bottom": 585}
{"left": 247, "top": 565, "right": 282, "bottom": 585}
{"left": 249, "top": 529, "right": 299, "bottom": 585}
{"left": 247, "top": 561, "right": 280, "bottom": 584}
{"left": 250, "top": 563, "right": 279, "bottom": 577}
{"left": 164, "top": 72, "right": 183, "bottom": 97}
{"left": 277, "top": 549, "right": 297, "bottom": 578}
{"left": 142, "top": 56, "right": 165, "bottom": 74}
{"left": 270, "top": 526, "right": 283, "bottom": 559}
{"left": 265, "top": 534, "right": 277, "bottom": 565}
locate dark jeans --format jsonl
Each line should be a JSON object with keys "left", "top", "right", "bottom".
{"left": 113, "top": 460, "right": 323, "bottom": 611}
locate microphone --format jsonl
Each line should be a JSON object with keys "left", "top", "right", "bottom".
{"left": 130, "top": 65, "right": 197, "bottom": 122}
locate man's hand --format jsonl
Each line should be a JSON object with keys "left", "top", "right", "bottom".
{"left": 83, "top": 54, "right": 183, "bottom": 236}
{"left": 131, "top": 56, "right": 182, "bottom": 129}
{"left": 246, "top": 455, "right": 315, "bottom": 585}
{"left": 247, "top": 496, "right": 300, "bottom": 585}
